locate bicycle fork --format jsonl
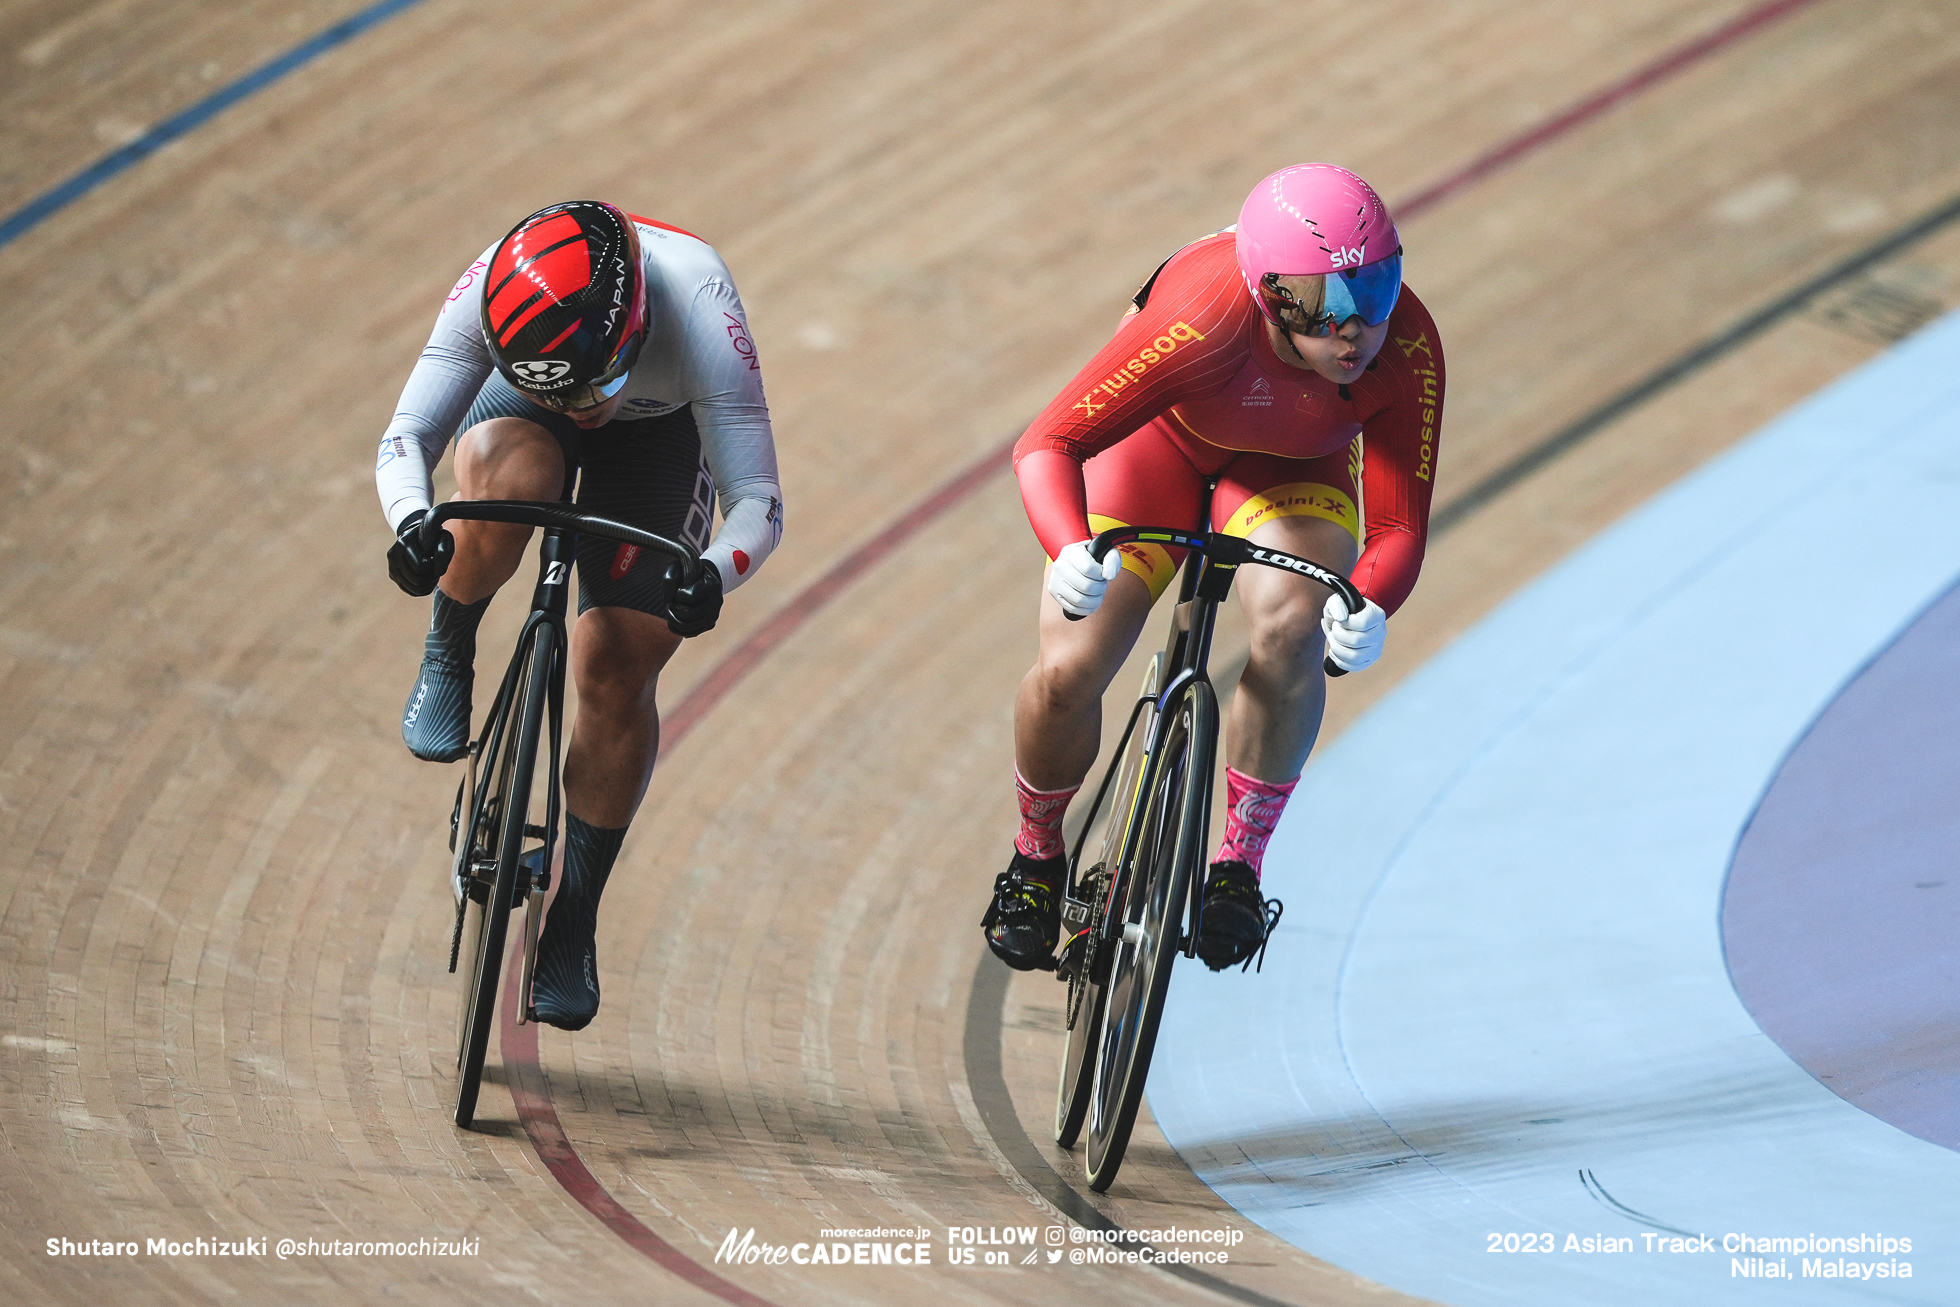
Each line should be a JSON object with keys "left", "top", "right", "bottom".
{"left": 515, "top": 529, "right": 573, "bottom": 1024}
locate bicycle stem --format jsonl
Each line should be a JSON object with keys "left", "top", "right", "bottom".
{"left": 1087, "top": 525, "right": 1362, "bottom": 678}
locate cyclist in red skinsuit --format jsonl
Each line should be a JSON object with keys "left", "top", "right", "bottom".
{"left": 1015, "top": 230, "right": 1442, "bottom": 610}
{"left": 982, "top": 167, "right": 1445, "bottom": 975}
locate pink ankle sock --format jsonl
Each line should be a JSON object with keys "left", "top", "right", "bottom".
{"left": 1215, "top": 766, "right": 1299, "bottom": 877}
{"left": 1013, "top": 769, "right": 1079, "bottom": 862}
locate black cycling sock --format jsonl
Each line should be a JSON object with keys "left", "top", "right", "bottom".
{"left": 531, "top": 815, "right": 627, "bottom": 1030}
{"left": 427, "top": 587, "right": 490, "bottom": 666}
{"left": 559, "top": 813, "right": 625, "bottom": 913}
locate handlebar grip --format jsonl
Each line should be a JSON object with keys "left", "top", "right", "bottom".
{"left": 1067, "top": 532, "right": 1127, "bottom": 619}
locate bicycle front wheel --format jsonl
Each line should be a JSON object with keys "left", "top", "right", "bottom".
{"left": 453, "top": 626, "right": 554, "bottom": 1129}
{"left": 1056, "top": 654, "right": 1163, "bottom": 1148}
{"left": 1083, "top": 678, "right": 1215, "bottom": 1192}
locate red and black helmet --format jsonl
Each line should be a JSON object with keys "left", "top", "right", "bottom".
{"left": 481, "top": 201, "right": 646, "bottom": 412}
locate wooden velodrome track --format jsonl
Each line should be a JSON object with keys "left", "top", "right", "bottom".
{"left": 5, "top": 0, "right": 1960, "bottom": 1301}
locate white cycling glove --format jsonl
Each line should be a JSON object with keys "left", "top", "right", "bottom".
{"left": 1321, "top": 592, "right": 1387, "bottom": 673}
{"left": 1048, "top": 540, "right": 1125, "bottom": 618}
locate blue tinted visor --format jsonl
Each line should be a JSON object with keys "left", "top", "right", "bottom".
{"left": 527, "top": 367, "right": 631, "bottom": 414}
{"left": 1323, "top": 251, "right": 1402, "bottom": 326}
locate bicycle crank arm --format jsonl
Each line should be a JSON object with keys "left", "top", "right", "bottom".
{"left": 517, "top": 892, "right": 543, "bottom": 1024}
{"left": 515, "top": 846, "right": 551, "bottom": 1023}
{"left": 1051, "top": 895, "right": 1095, "bottom": 981}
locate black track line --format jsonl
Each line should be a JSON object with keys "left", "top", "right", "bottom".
{"left": 963, "top": 960, "right": 1299, "bottom": 1307}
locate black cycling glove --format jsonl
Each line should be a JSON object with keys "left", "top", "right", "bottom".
{"left": 387, "top": 509, "right": 455, "bottom": 597}
{"left": 665, "top": 561, "right": 724, "bottom": 637}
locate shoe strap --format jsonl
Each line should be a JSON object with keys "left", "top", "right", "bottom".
{"left": 1247, "top": 898, "right": 1284, "bottom": 973}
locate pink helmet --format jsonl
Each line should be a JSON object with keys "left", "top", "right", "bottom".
{"left": 1236, "top": 163, "right": 1399, "bottom": 282}
{"left": 1237, "top": 165, "right": 1404, "bottom": 336}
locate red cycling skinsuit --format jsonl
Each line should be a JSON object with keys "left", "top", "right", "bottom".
{"left": 1014, "top": 231, "right": 1445, "bottom": 614}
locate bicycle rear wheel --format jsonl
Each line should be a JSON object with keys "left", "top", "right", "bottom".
{"left": 1056, "top": 654, "right": 1162, "bottom": 1148}
{"left": 452, "top": 626, "right": 553, "bottom": 1129}
{"left": 1083, "top": 678, "right": 1215, "bottom": 1191}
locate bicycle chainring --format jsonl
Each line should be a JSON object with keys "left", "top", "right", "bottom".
{"left": 1062, "top": 865, "right": 1108, "bottom": 1028}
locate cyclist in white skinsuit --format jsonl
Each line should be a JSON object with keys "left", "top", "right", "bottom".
{"left": 376, "top": 201, "right": 784, "bottom": 1030}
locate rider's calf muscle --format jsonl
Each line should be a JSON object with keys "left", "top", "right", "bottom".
{"left": 563, "top": 606, "right": 678, "bottom": 826}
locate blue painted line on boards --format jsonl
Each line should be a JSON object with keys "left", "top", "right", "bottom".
{"left": 0, "top": 0, "right": 429, "bottom": 251}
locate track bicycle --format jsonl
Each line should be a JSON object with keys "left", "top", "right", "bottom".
{"left": 1050, "top": 520, "right": 1362, "bottom": 1191}
{"left": 416, "top": 500, "right": 700, "bottom": 1130}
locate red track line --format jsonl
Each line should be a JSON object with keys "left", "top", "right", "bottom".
{"left": 1396, "top": 0, "right": 1823, "bottom": 219}
{"left": 661, "top": 441, "right": 1014, "bottom": 744}
{"left": 493, "top": 0, "right": 1821, "bottom": 1286}
{"left": 499, "top": 955, "right": 782, "bottom": 1306}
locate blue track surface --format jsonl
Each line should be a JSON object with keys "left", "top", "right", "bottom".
{"left": 1150, "top": 309, "right": 1960, "bottom": 1304}
{"left": 1725, "top": 578, "right": 1960, "bottom": 1155}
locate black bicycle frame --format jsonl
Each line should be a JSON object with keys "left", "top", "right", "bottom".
{"left": 425, "top": 499, "right": 699, "bottom": 1022}
{"left": 481, "top": 529, "right": 572, "bottom": 896}
{"left": 1062, "top": 520, "right": 1366, "bottom": 972}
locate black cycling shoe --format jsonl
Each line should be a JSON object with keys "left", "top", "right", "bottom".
{"left": 1195, "top": 860, "right": 1283, "bottom": 972}
{"left": 530, "top": 896, "right": 600, "bottom": 1031}
{"left": 402, "top": 653, "right": 472, "bottom": 763}
{"left": 982, "top": 851, "right": 1065, "bottom": 972}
